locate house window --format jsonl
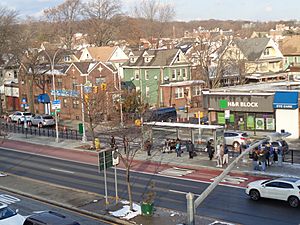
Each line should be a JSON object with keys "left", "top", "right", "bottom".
{"left": 130, "top": 57, "right": 135, "bottom": 63}
{"left": 13, "top": 70, "right": 17, "bottom": 79}
{"left": 134, "top": 70, "right": 140, "bottom": 80}
{"left": 177, "top": 69, "right": 181, "bottom": 78}
{"left": 72, "top": 99, "right": 79, "bottom": 109}
{"left": 192, "top": 86, "right": 202, "bottom": 96}
{"left": 182, "top": 68, "right": 187, "bottom": 78}
{"left": 146, "top": 86, "right": 150, "bottom": 97}
{"left": 145, "top": 70, "right": 149, "bottom": 80}
{"left": 63, "top": 99, "right": 68, "bottom": 107}
{"left": 294, "top": 57, "right": 298, "bottom": 63}
{"left": 72, "top": 80, "right": 77, "bottom": 90}
{"left": 172, "top": 69, "right": 176, "bottom": 80}
{"left": 64, "top": 55, "right": 71, "bottom": 62}
{"left": 96, "top": 77, "right": 106, "bottom": 85}
{"left": 57, "top": 78, "right": 63, "bottom": 88}
{"left": 175, "top": 87, "right": 184, "bottom": 98}
{"left": 264, "top": 47, "right": 270, "bottom": 55}
{"left": 144, "top": 57, "right": 151, "bottom": 63}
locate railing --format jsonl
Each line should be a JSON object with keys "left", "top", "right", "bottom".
{"left": 1, "top": 122, "right": 82, "bottom": 141}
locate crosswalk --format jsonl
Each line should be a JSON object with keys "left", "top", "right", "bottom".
{"left": 210, "top": 175, "right": 249, "bottom": 185}
{"left": 159, "top": 167, "right": 194, "bottom": 177}
{"left": 0, "top": 194, "right": 20, "bottom": 205}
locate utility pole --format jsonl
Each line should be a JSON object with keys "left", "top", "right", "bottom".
{"left": 78, "top": 84, "right": 87, "bottom": 143}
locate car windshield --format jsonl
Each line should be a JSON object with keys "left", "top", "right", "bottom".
{"left": 261, "top": 180, "right": 271, "bottom": 185}
{"left": 42, "top": 116, "right": 53, "bottom": 119}
{"left": 271, "top": 142, "right": 279, "bottom": 147}
{"left": 241, "top": 133, "right": 248, "bottom": 137}
{"left": 0, "top": 206, "right": 16, "bottom": 220}
{"left": 23, "top": 113, "right": 32, "bottom": 116}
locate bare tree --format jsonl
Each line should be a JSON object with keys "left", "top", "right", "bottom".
{"left": 44, "top": 0, "right": 82, "bottom": 50}
{"left": 81, "top": 0, "right": 122, "bottom": 46}
{"left": 132, "top": 0, "right": 175, "bottom": 46}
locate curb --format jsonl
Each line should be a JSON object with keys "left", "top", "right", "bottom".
{"left": 0, "top": 185, "right": 134, "bottom": 225}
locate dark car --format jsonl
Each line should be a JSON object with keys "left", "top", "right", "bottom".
{"left": 23, "top": 211, "right": 80, "bottom": 225}
{"left": 144, "top": 107, "right": 177, "bottom": 122}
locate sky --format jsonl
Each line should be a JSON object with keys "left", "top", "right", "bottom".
{"left": 1, "top": 0, "right": 300, "bottom": 22}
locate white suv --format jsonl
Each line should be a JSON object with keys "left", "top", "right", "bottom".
{"left": 0, "top": 203, "right": 25, "bottom": 225}
{"left": 9, "top": 111, "right": 33, "bottom": 123}
{"left": 246, "top": 177, "right": 300, "bottom": 207}
{"left": 224, "top": 131, "right": 250, "bottom": 148}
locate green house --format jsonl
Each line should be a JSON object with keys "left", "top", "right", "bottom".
{"left": 122, "top": 49, "right": 191, "bottom": 107}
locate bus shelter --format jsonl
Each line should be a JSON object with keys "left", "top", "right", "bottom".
{"left": 143, "top": 122, "right": 225, "bottom": 151}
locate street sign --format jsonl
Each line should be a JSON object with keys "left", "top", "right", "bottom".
{"left": 112, "top": 149, "right": 119, "bottom": 166}
{"left": 51, "top": 100, "right": 61, "bottom": 110}
{"left": 98, "top": 150, "right": 113, "bottom": 172}
{"left": 21, "top": 98, "right": 27, "bottom": 104}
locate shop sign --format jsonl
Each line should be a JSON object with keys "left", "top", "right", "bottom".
{"left": 228, "top": 101, "right": 258, "bottom": 108}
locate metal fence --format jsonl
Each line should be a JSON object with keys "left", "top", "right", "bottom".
{"left": 1, "top": 122, "right": 82, "bottom": 141}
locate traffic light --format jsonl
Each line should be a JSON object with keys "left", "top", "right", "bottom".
{"left": 101, "top": 83, "right": 107, "bottom": 91}
{"left": 93, "top": 86, "right": 98, "bottom": 93}
{"left": 84, "top": 94, "right": 89, "bottom": 102}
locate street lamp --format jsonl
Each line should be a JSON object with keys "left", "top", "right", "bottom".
{"left": 76, "top": 84, "right": 87, "bottom": 143}
{"left": 43, "top": 49, "right": 61, "bottom": 143}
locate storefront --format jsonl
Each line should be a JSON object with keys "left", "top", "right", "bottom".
{"left": 203, "top": 91, "right": 275, "bottom": 131}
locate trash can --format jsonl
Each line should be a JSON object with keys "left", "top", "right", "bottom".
{"left": 141, "top": 202, "right": 154, "bottom": 216}
{"left": 95, "top": 138, "right": 100, "bottom": 150}
{"left": 78, "top": 123, "right": 83, "bottom": 134}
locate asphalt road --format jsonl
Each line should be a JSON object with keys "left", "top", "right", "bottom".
{"left": 0, "top": 148, "right": 299, "bottom": 225}
{"left": 0, "top": 189, "right": 110, "bottom": 225}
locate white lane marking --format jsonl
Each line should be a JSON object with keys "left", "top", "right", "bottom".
{"left": 210, "top": 175, "right": 249, "bottom": 185}
{"left": 50, "top": 168, "right": 74, "bottom": 174}
{"left": 0, "top": 194, "right": 21, "bottom": 205}
{"left": 169, "top": 189, "right": 201, "bottom": 197}
{"left": 159, "top": 167, "right": 194, "bottom": 176}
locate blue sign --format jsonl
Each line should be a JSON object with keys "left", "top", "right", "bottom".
{"left": 52, "top": 100, "right": 61, "bottom": 105}
{"left": 22, "top": 98, "right": 27, "bottom": 104}
{"left": 273, "top": 91, "right": 299, "bottom": 109}
{"left": 51, "top": 90, "right": 79, "bottom": 97}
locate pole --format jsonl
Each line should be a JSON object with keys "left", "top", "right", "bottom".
{"left": 117, "top": 72, "right": 124, "bottom": 127}
{"left": 80, "top": 84, "right": 87, "bottom": 143}
{"left": 114, "top": 164, "right": 119, "bottom": 204}
{"left": 198, "top": 111, "right": 201, "bottom": 143}
{"left": 103, "top": 151, "right": 109, "bottom": 209}
{"left": 186, "top": 192, "right": 195, "bottom": 225}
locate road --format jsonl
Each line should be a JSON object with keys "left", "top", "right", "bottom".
{"left": 0, "top": 148, "right": 299, "bottom": 225}
{"left": 0, "top": 189, "right": 111, "bottom": 225}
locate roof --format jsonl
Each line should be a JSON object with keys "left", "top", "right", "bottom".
{"left": 123, "top": 49, "right": 181, "bottom": 67}
{"left": 73, "top": 62, "right": 91, "bottom": 74}
{"left": 144, "top": 121, "right": 224, "bottom": 130}
{"left": 160, "top": 80, "right": 205, "bottom": 87}
{"left": 235, "top": 37, "right": 270, "bottom": 61}
{"left": 86, "top": 46, "right": 117, "bottom": 62}
{"left": 280, "top": 36, "right": 300, "bottom": 56}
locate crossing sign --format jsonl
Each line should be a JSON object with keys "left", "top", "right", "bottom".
{"left": 51, "top": 100, "right": 61, "bottom": 110}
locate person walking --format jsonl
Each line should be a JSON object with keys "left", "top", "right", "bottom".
{"left": 207, "top": 139, "right": 214, "bottom": 160}
{"left": 216, "top": 144, "right": 224, "bottom": 167}
{"left": 176, "top": 138, "right": 182, "bottom": 157}
{"left": 110, "top": 135, "right": 116, "bottom": 148}
{"left": 145, "top": 139, "right": 152, "bottom": 156}
{"left": 187, "top": 140, "right": 194, "bottom": 159}
{"left": 123, "top": 136, "right": 129, "bottom": 154}
{"left": 222, "top": 144, "right": 229, "bottom": 166}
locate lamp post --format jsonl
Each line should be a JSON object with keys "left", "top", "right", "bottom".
{"left": 77, "top": 84, "right": 87, "bottom": 143}
{"left": 44, "top": 49, "right": 61, "bottom": 143}
{"left": 117, "top": 73, "right": 124, "bottom": 127}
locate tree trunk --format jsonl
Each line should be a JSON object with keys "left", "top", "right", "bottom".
{"left": 88, "top": 117, "right": 96, "bottom": 149}
{"left": 126, "top": 167, "right": 133, "bottom": 211}
{"left": 28, "top": 78, "right": 35, "bottom": 113}
{"left": 0, "top": 93, "right": 3, "bottom": 115}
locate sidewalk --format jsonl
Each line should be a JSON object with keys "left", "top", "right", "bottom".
{"left": 5, "top": 132, "right": 300, "bottom": 180}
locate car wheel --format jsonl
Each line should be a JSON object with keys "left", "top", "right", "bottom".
{"left": 233, "top": 141, "right": 240, "bottom": 149}
{"left": 249, "top": 189, "right": 260, "bottom": 201}
{"left": 288, "top": 196, "right": 299, "bottom": 208}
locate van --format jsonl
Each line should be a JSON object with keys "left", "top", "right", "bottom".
{"left": 144, "top": 107, "right": 177, "bottom": 122}
{"left": 23, "top": 211, "right": 80, "bottom": 225}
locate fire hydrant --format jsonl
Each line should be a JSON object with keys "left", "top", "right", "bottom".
{"left": 94, "top": 138, "right": 100, "bottom": 150}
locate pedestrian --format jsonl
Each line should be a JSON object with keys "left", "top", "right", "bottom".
{"left": 110, "top": 135, "right": 116, "bottom": 148}
{"left": 277, "top": 146, "right": 283, "bottom": 166}
{"left": 252, "top": 149, "right": 259, "bottom": 170}
{"left": 207, "top": 139, "right": 214, "bottom": 160}
{"left": 123, "top": 136, "right": 129, "bottom": 154}
{"left": 258, "top": 149, "right": 267, "bottom": 171}
{"left": 175, "top": 138, "right": 182, "bottom": 157}
{"left": 187, "top": 140, "right": 194, "bottom": 159}
{"left": 145, "top": 139, "right": 152, "bottom": 156}
{"left": 216, "top": 144, "right": 223, "bottom": 167}
{"left": 222, "top": 144, "right": 229, "bottom": 166}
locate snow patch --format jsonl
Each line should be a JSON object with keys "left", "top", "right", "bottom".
{"left": 109, "top": 202, "right": 141, "bottom": 220}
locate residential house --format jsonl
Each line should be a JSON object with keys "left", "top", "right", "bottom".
{"left": 122, "top": 49, "right": 192, "bottom": 108}
{"left": 222, "top": 37, "right": 285, "bottom": 83}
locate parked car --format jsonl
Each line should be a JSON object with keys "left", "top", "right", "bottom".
{"left": 23, "top": 211, "right": 80, "bottom": 225}
{"left": 0, "top": 203, "right": 25, "bottom": 225}
{"left": 31, "top": 114, "right": 55, "bottom": 127}
{"left": 9, "top": 111, "right": 33, "bottom": 123}
{"left": 224, "top": 131, "right": 250, "bottom": 148}
{"left": 246, "top": 177, "right": 300, "bottom": 207}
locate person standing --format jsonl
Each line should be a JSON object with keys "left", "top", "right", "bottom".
{"left": 176, "top": 138, "right": 182, "bottom": 157}
{"left": 144, "top": 139, "right": 152, "bottom": 156}
{"left": 252, "top": 149, "right": 259, "bottom": 170}
{"left": 216, "top": 144, "right": 224, "bottom": 167}
{"left": 207, "top": 139, "right": 214, "bottom": 160}
{"left": 222, "top": 144, "right": 229, "bottom": 166}
{"left": 187, "top": 140, "right": 194, "bottom": 159}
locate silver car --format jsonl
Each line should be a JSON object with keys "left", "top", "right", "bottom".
{"left": 31, "top": 114, "right": 55, "bottom": 127}
{"left": 224, "top": 131, "right": 250, "bottom": 148}
{"left": 9, "top": 111, "right": 33, "bottom": 123}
